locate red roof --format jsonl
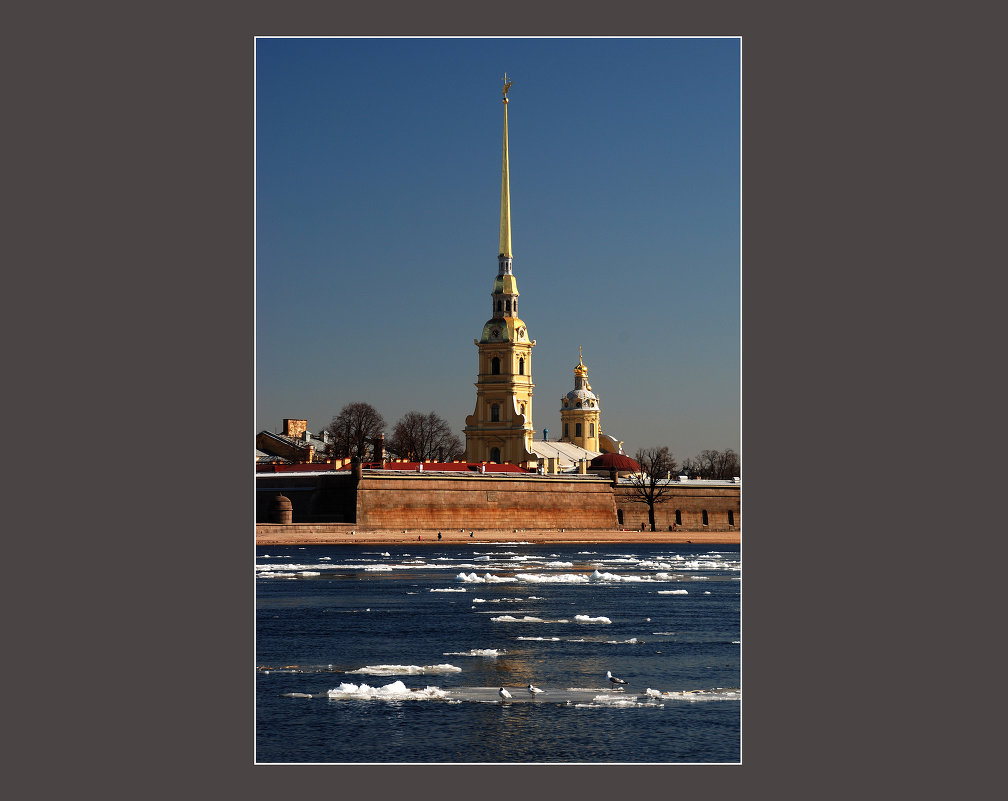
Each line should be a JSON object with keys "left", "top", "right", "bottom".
{"left": 590, "top": 453, "right": 641, "bottom": 471}
{"left": 255, "top": 461, "right": 531, "bottom": 474}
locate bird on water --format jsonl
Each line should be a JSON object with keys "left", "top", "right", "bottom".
{"left": 498, "top": 687, "right": 512, "bottom": 701}
{"left": 606, "top": 670, "right": 628, "bottom": 688}
{"left": 527, "top": 684, "right": 543, "bottom": 694}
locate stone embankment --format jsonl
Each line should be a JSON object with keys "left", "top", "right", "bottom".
{"left": 255, "top": 523, "right": 740, "bottom": 546}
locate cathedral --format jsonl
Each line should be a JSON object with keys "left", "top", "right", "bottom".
{"left": 464, "top": 78, "right": 623, "bottom": 471}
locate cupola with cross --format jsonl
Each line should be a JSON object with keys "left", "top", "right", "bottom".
{"left": 560, "top": 347, "right": 601, "bottom": 452}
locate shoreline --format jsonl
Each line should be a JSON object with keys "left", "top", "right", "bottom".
{"left": 256, "top": 526, "right": 740, "bottom": 547}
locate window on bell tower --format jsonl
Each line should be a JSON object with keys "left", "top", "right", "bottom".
{"left": 590, "top": 423, "right": 595, "bottom": 437}
{"left": 491, "top": 357, "right": 500, "bottom": 375}
{"left": 491, "top": 404, "right": 500, "bottom": 422}
{"left": 575, "top": 423, "right": 582, "bottom": 437}
{"left": 518, "top": 358, "right": 524, "bottom": 375}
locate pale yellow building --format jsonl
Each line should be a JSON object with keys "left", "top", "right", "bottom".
{"left": 559, "top": 348, "right": 602, "bottom": 453}
{"left": 464, "top": 77, "right": 537, "bottom": 466}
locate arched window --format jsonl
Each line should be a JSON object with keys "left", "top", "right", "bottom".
{"left": 728, "top": 510, "right": 735, "bottom": 527}
{"left": 506, "top": 299, "right": 511, "bottom": 312}
{"left": 491, "top": 357, "right": 500, "bottom": 375}
{"left": 518, "top": 358, "right": 524, "bottom": 375}
{"left": 491, "top": 404, "right": 500, "bottom": 422}
{"left": 497, "top": 299, "right": 502, "bottom": 311}
{"left": 564, "top": 423, "right": 569, "bottom": 438}
{"left": 590, "top": 423, "right": 595, "bottom": 436}
{"left": 702, "top": 509, "right": 709, "bottom": 526}
{"left": 675, "top": 509, "right": 682, "bottom": 525}
{"left": 617, "top": 509, "right": 624, "bottom": 525}
{"left": 575, "top": 422, "right": 582, "bottom": 437}
{"left": 490, "top": 447, "right": 500, "bottom": 463}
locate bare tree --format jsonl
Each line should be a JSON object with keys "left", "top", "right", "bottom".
{"left": 684, "top": 448, "right": 740, "bottom": 480}
{"left": 388, "top": 411, "right": 464, "bottom": 462}
{"left": 628, "top": 446, "right": 678, "bottom": 532}
{"left": 324, "top": 402, "right": 386, "bottom": 460}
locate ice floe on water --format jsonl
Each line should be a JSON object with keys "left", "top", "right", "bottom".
{"left": 657, "top": 589, "right": 689, "bottom": 595}
{"left": 606, "top": 638, "right": 641, "bottom": 644}
{"left": 345, "top": 664, "right": 462, "bottom": 676}
{"left": 364, "top": 565, "right": 394, "bottom": 571}
{"left": 516, "top": 636, "right": 560, "bottom": 641}
{"left": 574, "top": 615, "right": 611, "bottom": 624}
{"left": 490, "top": 615, "right": 545, "bottom": 622}
{"left": 457, "top": 572, "right": 513, "bottom": 584}
{"left": 514, "top": 573, "right": 589, "bottom": 584}
{"left": 645, "top": 688, "right": 741, "bottom": 702}
{"left": 327, "top": 681, "right": 450, "bottom": 701}
{"left": 430, "top": 588, "right": 466, "bottom": 592}
{"left": 442, "top": 649, "right": 505, "bottom": 657}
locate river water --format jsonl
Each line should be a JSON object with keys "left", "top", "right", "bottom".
{"left": 256, "top": 542, "right": 741, "bottom": 763}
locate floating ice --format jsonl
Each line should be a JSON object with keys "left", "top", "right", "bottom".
{"left": 363, "top": 565, "right": 393, "bottom": 572}
{"left": 644, "top": 687, "right": 741, "bottom": 702}
{"left": 574, "top": 615, "right": 612, "bottom": 624}
{"left": 590, "top": 570, "right": 662, "bottom": 583}
{"left": 457, "top": 572, "right": 513, "bottom": 584}
{"left": 298, "top": 571, "right": 321, "bottom": 577}
{"left": 442, "top": 649, "right": 504, "bottom": 657}
{"left": 430, "top": 588, "right": 466, "bottom": 593}
{"left": 472, "top": 598, "right": 486, "bottom": 603}
{"left": 516, "top": 636, "right": 560, "bottom": 641}
{"left": 326, "top": 680, "right": 450, "bottom": 701}
{"left": 513, "top": 573, "right": 589, "bottom": 584}
{"left": 657, "top": 590, "right": 689, "bottom": 595}
{"left": 543, "top": 561, "right": 574, "bottom": 568}
{"left": 490, "top": 615, "right": 544, "bottom": 622}
{"left": 606, "top": 638, "right": 640, "bottom": 644}
{"left": 345, "top": 664, "right": 462, "bottom": 676}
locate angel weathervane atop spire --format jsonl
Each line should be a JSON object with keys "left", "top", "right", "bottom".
{"left": 502, "top": 73, "right": 512, "bottom": 103}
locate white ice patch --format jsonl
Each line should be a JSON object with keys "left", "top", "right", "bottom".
{"left": 442, "top": 649, "right": 505, "bottom": 657}
{"left": 490, "top": 615, "right": 545, "bottom": 622}
{"left": 543, "top": 561, "right": 574, "bottom": 568}
{"left": 606, "top": 638, "right": 640, "bottom": 644}
{"left": 430, "top": 588, "right": 466, "bottom": 592}
{"left": 516, "top": 636, "right": 560, "bottom": 641}
{"left": 574, "top": 615, "right": 612, "bottom": 624}
{"left": 298, "top": 571, "right": 321, "bottom": 577}
{"left": 457, "top": 572, "right": 513, "bottom": 583}
{"left": 472, "top": 598, "right": 486, "bottom": 603}
{"left": 327, "top": 680, "right": 450, "bottom": 701}
{"left": 578, "top": 694, "right": 660, "bottom": 709}
{"left": 364, "top": 565, "right": 393, "bottom": 571}
{"left": 513, "top": 573, "right": 589, "bottom": 584}
{"left": 644, "top": 687, "right": 740, "bottom": 702}
{"left": 657, "top": 589, "right": 689, "bottom": 595}
{"left": 345, "top": 664, "right": 462, "bottom": 676}
{"left": 590, "top": 570, "right": 662, "bottom": 583}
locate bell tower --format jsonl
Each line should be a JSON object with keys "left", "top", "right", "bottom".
{"left": 464, "top": 75, "right": 536, "bottom": 466}
{"left": 560, "top": 347, "right": 601, "bottom": 453}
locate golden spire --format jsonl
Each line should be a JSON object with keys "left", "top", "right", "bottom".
{"left": 499, "top": 74, "right": 512, "bottom": 259}
{"left": 575, "top": 346, "right": 588, "bottom": 377}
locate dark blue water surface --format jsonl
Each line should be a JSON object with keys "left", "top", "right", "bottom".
{"left": 256, "top": 543, "right": 740, "bottom": 763}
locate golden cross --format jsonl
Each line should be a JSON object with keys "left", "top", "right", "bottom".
{"left": 502, "top": 73, "right": 512, "bottom": 97}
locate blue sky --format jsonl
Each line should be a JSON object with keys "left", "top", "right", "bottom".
{"left": 256, "top": 37, "right": 740, "bottom": 462}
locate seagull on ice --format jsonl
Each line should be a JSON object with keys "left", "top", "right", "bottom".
{"left": 498, "top": 687, "right": 512, "bottom": 701}
{"left": 527, "top": 684, "right": 544, "bottom": 694}
{"left": 606, "top": 670, "right": 628, "bottom": 688}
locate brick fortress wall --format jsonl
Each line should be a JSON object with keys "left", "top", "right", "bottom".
{"left": 256, "top": 470, "right": 740, "bottom": 533}
{"left": 613, "top": 484, "right": 740, "bottom": 532}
